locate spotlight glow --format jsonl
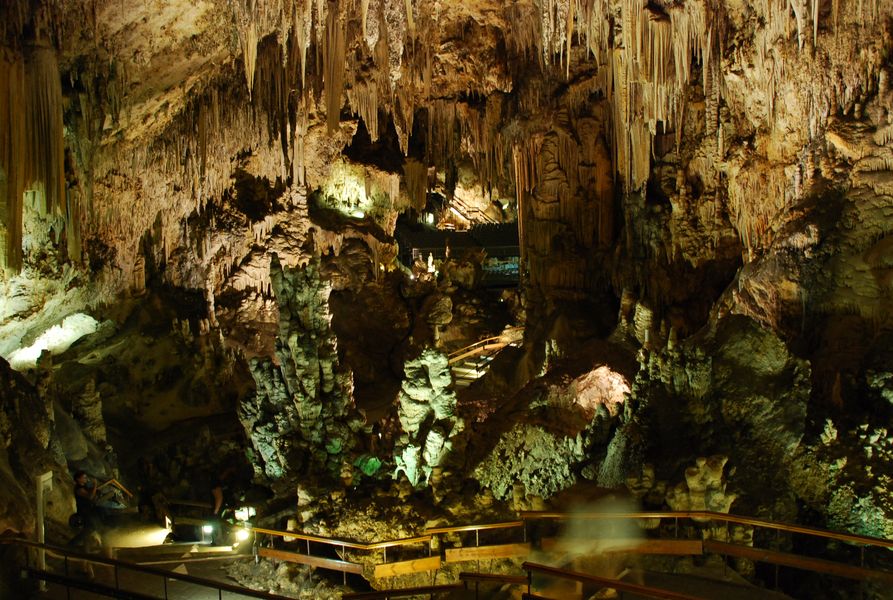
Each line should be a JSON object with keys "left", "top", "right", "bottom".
{"left": 202, "top": 524, "right": 214, "bottom": 534}
{"left": 103, "top": 526, "right": 171, "bottom": 548}
{"left": 233, "top": 506, "right": 256, "bottom": 522}
{"left": 235, "top": 528, "right": 250, "bottom": 542}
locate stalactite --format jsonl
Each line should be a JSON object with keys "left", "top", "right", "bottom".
{"left": 728, "top": 162, "right": 788, "bottom": 257}
{"left": 198, "top": 102, "right": 208, "bottom": 178}
{"left": 294, "top": 0, "right": 313, "bottom": 87}
{"left": 403, "top": 0, "right": 415, "bottom": 38}
{"left": 323, "top": 0, "right": 346, "bottom": 133}
{"left": 394, "top": 87, "right": 414, "bottom": 155}
{"left": 812, "top": 0, "right": 819, "bottom": 48}
{"left": 403, "top": 159, "right": 427, "bottom": 211}
{"left": 24, "top": 43, "right": 65, "bottom": 218}
{"left": 0, "top": 50, "right": 25, "bottom": 271}
{"left": 361, "top": 0, "right": 370, "bottom": 42}
{"left": 348, "top": 80, "right": 379, "bottom": 141}
{"left": 564, "top": 0, "right": 575, "bottom": 79}
{"left": 230, "top": 0, "right": 259, "bottom": 98}
{"left": 294, "top": 91, "right": 310, "bottom": 186}
{"left": 504, "top": 1, "right": 543, "bottom": 68}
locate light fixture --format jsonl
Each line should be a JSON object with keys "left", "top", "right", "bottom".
{"left": 235, "top": 528, "right": 250, "bottom": 542}
{"left": 234, "top": 506, "right": 256, "bottom": 522}
{"left": 202, "top": 524, "right": 214, "bottom": 534}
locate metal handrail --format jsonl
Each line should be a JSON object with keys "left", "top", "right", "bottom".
{"left": 459, "top": 572, "right": 529, "bottom": 584}
{"left": 520, "top": 510, "right": 893, "bottom": 550}
{"left": 1, "top": 538, "right": 293, "bottom": 600}
{"left": 342, "top": 583, "right": 464, "bottom": 599}
{"left": 447, "top": 326, "right": 523, "bottom": 359}
{"left": 426, "top": 520, "right": 524, "bottom": 535}
{"left": 249, "top": 526, "right": 432, "bottom": 550}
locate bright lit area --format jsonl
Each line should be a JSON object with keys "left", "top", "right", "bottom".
{"left": 6, "top": 313, "right": 99, "bottom": 370}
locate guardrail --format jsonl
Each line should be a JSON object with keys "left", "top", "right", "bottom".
{"left": 447, "top": 326, "right": 523, "bottom": 365}
{"left": 245, "top": 509, "right": 893, "bottom": 582}
{"left": 522, "top": 561, "right": 706, "bottom": 600}
{"left": 520, "top": 509, "right": 893, "bottom": 550}
{"left": 521, "top": 509, "right": 893, "bottom": 587}
{"left": 10, "top": 506, "right": 892, "bottom": 598}
{"left": 0, "top": 538, "right": 288, "bottom": 600}
{"left": 247, "top": 525, "right": 435, "bottom": 582}
{"left": 342, "top": 583, "right": 465, "bottom": 599}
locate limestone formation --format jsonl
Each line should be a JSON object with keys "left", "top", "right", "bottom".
{"left": 665, "top": 455, "right": 738, "bottom": 519}
{"left": 394, "top": 348, "right": 463, "bottom": 487}
{"left": 72, "top": 378, "right": 107, "bottom": 446}
{"left": 240, "top": 258, "right": 361, "bottom": 482}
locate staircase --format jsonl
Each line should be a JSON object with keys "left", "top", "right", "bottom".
{"left": 448, "top": 327, "right": 523, "bottom": 388}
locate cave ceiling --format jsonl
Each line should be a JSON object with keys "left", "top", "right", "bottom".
{"left": 0, "top": 0, "right": 888, "bottom": 304}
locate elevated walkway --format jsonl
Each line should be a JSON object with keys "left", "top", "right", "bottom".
{"left": 8, "top": 508, "right": 892, "bottom": 599}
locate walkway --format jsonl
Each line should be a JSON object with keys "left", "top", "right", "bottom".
{"left": 449, "top": 327, "right": 522, "bottom": 388}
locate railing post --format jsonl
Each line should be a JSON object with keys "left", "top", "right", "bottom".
{"left": 860, "top": 546, "right": 866, "bottom": 600}
{"left": 35, "top": 471, "right": 53, "bottom": 593}
{"left": 163, "top": 576, "right": 168, "bottom": 600}
{"left": 342, "top": 544, "right": 347, "bottom": 585}
{"left": 674, "top": 516, "right": 678, "bottom": 538}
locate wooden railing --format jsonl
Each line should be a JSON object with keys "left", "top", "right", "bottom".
{"left": 342, "top": 583, "right": 464, "bottom": 599}
{"left": 10, "top": 506, "right": 892, "bottom": 598}
{"left": 246, "top": 509, "right": 893, "bottom": 578}
{"left": 522, "top": 561, "right": 706, "bottom": 600}
{"left": 0, "top": 538, "right": 289, "bottom": 600}
{"left": 447, "top": 326, "right": 523, "bottom": 365}
{"left": 247, "top": 525, "right": 436, "bottom": 582}
{"left": 521, "top": 509, "right": 893, "bottom": 585}
{"left": 520, "top": 510, "right": 893, "bottom": 550}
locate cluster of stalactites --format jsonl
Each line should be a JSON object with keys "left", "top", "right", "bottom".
{"left": 0, "top": 42, "right": 74, "bottom": 272}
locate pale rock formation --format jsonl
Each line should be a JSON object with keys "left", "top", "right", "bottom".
{"left": 665, "top": 455, "right": 738, "bottom": 519}
{"left": 72, "top": 378, "right": 107, "bottom": 446}
{"left": 0, "top": 359, "right": 71, "bottom": 535}
{"left": 240, "top": 258, "right": 361, "bottom": 482}
{"left": 394, "top": 348, "right": 463, "bottom": 486}
{"left": 475, "top": 422, "right": 585, "bottom": 500}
